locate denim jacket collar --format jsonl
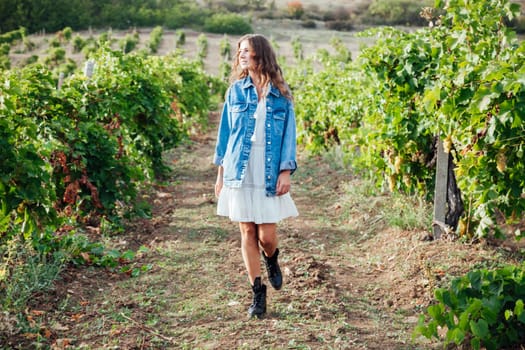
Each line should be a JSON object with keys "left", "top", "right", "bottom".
{"left": 241, "top": 76, "right": 282, "bottom": 98}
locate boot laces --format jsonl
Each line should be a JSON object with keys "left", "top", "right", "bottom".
{"left": 251, "top": 288, "right": 264, "bottom": 309}
{"left": 253, "top": 292, "right": 263, "bottom": 305}
{"left": 265, "top": 256, "right": 279, "bottom": 277}
{"left": 268, "top": 261, "right": 278, "bottom": 277}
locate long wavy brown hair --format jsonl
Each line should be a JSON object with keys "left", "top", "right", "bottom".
{"left": 230, "top": 34, "right": 292, "bottom": 100}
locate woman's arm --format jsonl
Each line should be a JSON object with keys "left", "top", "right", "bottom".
{"left": 215, "top": 166, "right": 224, "bottom": 198}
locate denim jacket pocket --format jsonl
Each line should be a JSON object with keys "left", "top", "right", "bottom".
{"left": 272, "top": 110, "right": 286, "bottom": 136}
{"left": 231, "top": 103, "right": 249, "bottom": 131}
{"left": 231, "top": 104, "right": 249, "bottom": 113}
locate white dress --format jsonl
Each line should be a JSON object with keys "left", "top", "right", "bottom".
{"left": 217, "top": 96, "right": 299, "bottom": 224}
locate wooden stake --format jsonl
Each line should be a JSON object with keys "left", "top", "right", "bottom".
{"left": 433, "top": 138, "right": 449, "bottom": 239}
{"left": 84, "top": 60, "right": 95, "bottom": 78}
{"left": 57, "top": 72, "right": 64, "bottom": 90}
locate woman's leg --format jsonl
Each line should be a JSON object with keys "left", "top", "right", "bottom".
{"left": 258, "top": 223, "right": 283, "bottom": 290}
{"left": 239, "top": 222, "right": 261, "bottom": 284}
{"left": 240, "top": 222, "right": 267, "bottom": 318}
{"left": 257, "top": 223, "right": 278, "bottom": 257}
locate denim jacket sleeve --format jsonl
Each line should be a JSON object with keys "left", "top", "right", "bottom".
{"left": 279, "top": 99, "right": 298, "bottom": 175}
{"left": 213, "top": 88, "right": 231, "bottom": 167}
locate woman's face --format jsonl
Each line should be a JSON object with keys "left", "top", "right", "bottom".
{"left": 238, "top": 40, "right": 256, "bottom": 71}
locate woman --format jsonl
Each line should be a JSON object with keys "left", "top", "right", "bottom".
{"left": 213, "top": 34, "right": 298, "bottom": 318}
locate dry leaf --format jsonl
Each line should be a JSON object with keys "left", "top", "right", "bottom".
{"left": 23, "top": 332, "right": 38, "bottom": 339}
{"left": 52, "top": 322, "right": 70, "bottom": 331}
{"left": 53, "top": 338, "right": 72, "bottom": 349}
{"left": 80, "top": 252, "right": 91, "bottom": 263}
{"left": 71, "top": 313, "right": 84, "bottom": 322}
{"left": 43, "top": 327, "right": 53, "bottom": 338}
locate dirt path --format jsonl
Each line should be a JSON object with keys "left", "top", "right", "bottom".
{"left": 10, "top": 113, "right": 486, "bottom": 349}
{"left": 123, "top": 115, "right": 426, "bottom": 349}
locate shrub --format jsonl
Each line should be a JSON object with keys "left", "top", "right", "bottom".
{"left": 291, "top": 36, "right": 303, "bottom": 60}
{"left": 0, "top": 43, "right": 10, "bottom": 56}
{"left": 72, "top": 34, "right": 85, "bottom": 53}
{"left": 164, "top": 4, "right": 209, "bottom": 29}
{"left": 301, "top": 19, "right": 317, "bottom": 28}
{"left": 57, "top": 58, "right": 77, "bottom": 75}
{"left": 322, "top": 10, "right": 337, "bottom": 21}
{"left": 0, "top": 55, "right": 10, "bottom": 70}
{"left": 22, "top": 55, "right": 39, "bottom": 66}
{"left": 329, "top": 36, "right": 351, "bottom": 63}
{"left": 288, "top": 0, "right": 524, "bottom": 238}
{"left": 22, "top": 37, "right": 36, "bottom": 52}
{"left": 0, "top": 43, "right": 223, "bottom": 329}
{"left": 363, "top": 0, "right": 433, "bottom": 26}
{"left": 0, "top": 28, "right": 25, "bottom": 45}
{"left": 287, "top": 1, "right": 304, "bottom": 19}
{"left": 49, "top": 37, "right": 61, "bottom": 48}
{"left": 148, "top": 26, "right": 164, "bottom": 54}
{"left": 219, "top": 34, "right": 231, "bottom": 60}
{"left": 219, "top": 61, "right": 231, "bottom": 82}
{"left": 135, "top": 7, "right": 162, "bottom": 27}
{"left": 203, "top": 13, "right": 253, "bottom": 35}
{"left": 325, "top": 20, "right": 354, "bottom": 31}
{"left": 98, "top": 31, "right": 113, "bottom": 45}
{"left": 44, "top": 47, "right": 66, "bottom": 67}
{"left": 415, "top": 264, "right": 525, "bottom": 349}
{"left": 62, "top": 27, "right": 73, "bottom": 41}
{"left": 322, "top": 6, "right": 352, "bottom": 21}
{"left": 175, "top": 29, "right": 186, "bottom": 48}
{"left": 196, "top": 33, "right": 208, "bottom": 61}
{"left": 119, "top": 33, "right": 139, "bottom": 54}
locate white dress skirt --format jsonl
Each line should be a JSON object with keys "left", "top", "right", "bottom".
{"left": 217, "top": 97, "right": 299, "bottom": 224}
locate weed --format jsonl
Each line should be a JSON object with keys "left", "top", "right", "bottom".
{"left": 385, "top": 193, "right": 433, "bottom": 231}
{"left": 1, "top": 237, "right": 66, "bottom": 311}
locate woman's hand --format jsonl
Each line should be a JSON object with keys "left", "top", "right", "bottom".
{"left": 215, "top": 166, "right": 224, "bottom": 198}
{"left": 276, "top": 170, "right": 291, "bottom": 196}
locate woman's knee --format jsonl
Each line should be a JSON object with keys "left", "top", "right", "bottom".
{"left": 239, "top": 223, "right": 257, "bottom": 242}
{"left": 257, "top": 224, "right": 277, "bottom": 249}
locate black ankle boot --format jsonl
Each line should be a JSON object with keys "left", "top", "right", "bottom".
{"left": 248, "top": 277, "right": 266, "bottom": 319}
{"left": 263, "top": 248, "right": 282, "bottom": 290}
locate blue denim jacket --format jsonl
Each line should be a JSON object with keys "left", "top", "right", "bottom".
{"left": 213, "top": 76, "right": 297, "bottom": 196}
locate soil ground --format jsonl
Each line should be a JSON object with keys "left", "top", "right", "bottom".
{"left": 4, "top": 112, "right": 524, "bottom": 349}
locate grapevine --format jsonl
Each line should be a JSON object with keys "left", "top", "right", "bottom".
{"left": 0, "top": 44, "right": 222, "bottom": 289}
{"left": 289, "top": 0, "right": 525, "bottom": 238}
